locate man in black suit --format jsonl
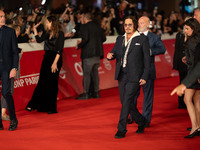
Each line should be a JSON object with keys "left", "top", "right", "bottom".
{"left": 0, "top": 10, "right": 19, "bottom": 131}
{"left": 107, "top": 16, "right": 151, "bottom": 138}
{"left": 171, "top": 61, "right": 200, "bottom": 96}
{"left": 128, "top": 16, "right": 166, "bottom": 126}
{"left": 76, "top": 12, "right": 106, "bottom": 99}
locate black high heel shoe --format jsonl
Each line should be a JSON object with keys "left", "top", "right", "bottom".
{"left": 187, "top": 127, "right": 192, "bottom": 131}
{"left": 25, "top": 107, "right": 35, "bottom": 112}
{"left": 0, "top": 121, "right": 4, "bottom": 130}
{"left": 184, "top": 128, "right": 200, "bottom": 138}
{"left": 197, "top": 131, "right": 200, "bottom": 136}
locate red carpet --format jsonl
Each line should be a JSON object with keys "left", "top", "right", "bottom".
{"left": 1, "top": 77, "right": 200, "bottom": 150}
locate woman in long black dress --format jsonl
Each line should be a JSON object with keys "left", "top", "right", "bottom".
{"left": 26, "top": 16, "right": 64, "bottom": 114}
{"left": 183, "top": 18, "right": 200, "bottom": 138}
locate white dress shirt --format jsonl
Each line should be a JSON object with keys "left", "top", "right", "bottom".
{"left": 122, "top": 31, "right": 140, "bottom": 67}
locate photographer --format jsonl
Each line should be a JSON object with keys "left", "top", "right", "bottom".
{"left": 59, "top": 3, "right": 75, "bottom": 38}
{"left": 101, "top": 2, "right": 116, "bottom": 35}
{"left": 113, "top": 0, "right": 130, "bottom": 35}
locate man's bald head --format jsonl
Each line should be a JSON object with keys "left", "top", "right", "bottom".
{"left": 194, "top": 7, "right": 200, "bottom": 23}
{"left": 138, "top": 16, "right": 150, "bottom": 33}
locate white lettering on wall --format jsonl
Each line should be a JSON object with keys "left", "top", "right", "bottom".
{"left": 74, "top": 62, "right": 83, "bottom": 76}
{"left": 14, "top": 76, "right": 39, "bottom": 88}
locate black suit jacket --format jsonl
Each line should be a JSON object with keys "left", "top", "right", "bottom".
{"left": 1, "top": 26, "right": 19, "bottom": 71}
{"left": 78, "top": 21, "right": 106, "bottom": 59}
{"left": 147, "top": 32, "right": 166, "bottom": 79}
{"left": 173, "top": 32, "right": 187, "bottom": 72}
{"left": 182, "top": 61, "right": 200, "bottom": 88}
{"left": 111, "top": 33, "right": 151, "bottom": 82}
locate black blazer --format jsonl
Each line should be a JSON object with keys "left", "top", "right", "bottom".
{"left": 173, "top": 32, "right": 187, "bottom": 72}
{"left": 147, "top": 32, "right": 166, "bottom": 79}
{"left": 78, "top": 21, "right": 106, "bottom": 59}
{"left": 110, "top": 33, "right": 151, "bottom": 82}
{"left": 1, "top": 26, "right": 19, "bottom": 71}
{"left": 182, "top": 61, "right": 200, "bottom": 88}
{"left": 185, "top": 36, "right": 200, "bottom": 71}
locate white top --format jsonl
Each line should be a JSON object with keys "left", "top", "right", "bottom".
{"left": 122, "top": 31, "right": 140, "bottom": 67}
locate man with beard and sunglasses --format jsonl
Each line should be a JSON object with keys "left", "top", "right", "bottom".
{"left": 107, "top": 16, "right": 151, "bottom": 138}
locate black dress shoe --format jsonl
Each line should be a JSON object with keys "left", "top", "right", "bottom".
{"left": 48, "top": 110, "right": 58, "bottom": 114}
{"left": 92, "top": 92, "right": 100, "bottom": 98}
{"left": 88, "top": 93, "right": 93, "bottom": 98}
{"left": 8, "top": 118, "right": 18, "bottom": 131}
{"left": 184, "top": 128, "right": 200, "bottom": 138}
{"left": 114, "top": 131, "right": 126, "bottom": 138}
{"left": 76, "top": 93, "right": 89, "bottom": 100}
{"left": 136, "top": 126, "right": 145, "bottom": 134}
{"left": 145, "top": 122, "right": 150, "bottom": 128}
{"left": 136, "top": 119, "right": 147, "bottom": 134}
{"left": 0, "top": 121, "right": 3, "bottom": 130}
{"left": 127, "top": 117, "right": 134, "bottom": 124}
{"left": 187, "top": 127, "right": 192, "bottom": 131}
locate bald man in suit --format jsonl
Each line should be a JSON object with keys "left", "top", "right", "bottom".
{"left": 128, "top": 16, "right": 166, "bottom": 127}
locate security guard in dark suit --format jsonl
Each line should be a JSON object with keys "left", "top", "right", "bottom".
{"left": 128, "top": 16, "right": 166, "bottom": 127}
{"left": 0, "top": 10, "right": 19, "bottom": 131}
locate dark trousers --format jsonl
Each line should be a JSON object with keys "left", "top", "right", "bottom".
{"left": 82, "top": 56, "right": 100, "bottom": 94}
{"left": 130, "top": 79, "right": 154, "bottom": 123}
{"left": 1, "top": 78, "right": 14, "bottom": 108}
{"left": 117, "top": 71, "right": 146, "bottom": 133}
{"left": 0, "top": 65, "right": 16, "bottom": 120}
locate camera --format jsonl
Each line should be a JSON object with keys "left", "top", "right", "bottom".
{"left": 35, "top": 6, "right": 46, "bottom": 15}
{"left": 106, "top": 0, "right": 116, "bottom": 9}
{"left": 66, "top": 0, "right": 73, "bottom": 8}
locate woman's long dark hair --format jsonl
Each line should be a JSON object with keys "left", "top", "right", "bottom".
{"left": 184, "top": 18, "right": 200, "bottom": 53}
{"left": 46, "top": 16, "right": 62, "bottom": 38}
{"left": 184, "top": 18, "right": 200, "bottom": 41}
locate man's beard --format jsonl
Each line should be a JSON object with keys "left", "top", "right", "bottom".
{"left": 126, "top": 30, "right": 133, "bottom": 34}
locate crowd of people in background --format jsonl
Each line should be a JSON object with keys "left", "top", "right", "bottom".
{"left": 0, "top": 0, "right": 190, "bottom": 44}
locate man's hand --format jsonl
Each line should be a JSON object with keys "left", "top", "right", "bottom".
{"left": 25, "top": 25, "right": 30, "bottom": 35}
{"left": 9, "top": 69, "right": 17, "bottom": 78}
{"left": 139, "top": 79, "right": 146, "bottom": 85}
{"left": 170, "top": 84, "right": 186, "bottom": 96}
{"left": 32, "top": 21, "right": 41, "bottom": 36}
{"left": 20, "top": 49, "right": 23, "bottom": 55}
{"left": 33, "top": 22, "right": 41, "bottom": 31}
{"left": 182, "top": 56, "right": 187, "bottom": 64}
{"left": 75, "top": 40, "right": 81, "bottom": 49}
{"left": 107, "top": 53, "right": 114, "bottom": 60}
